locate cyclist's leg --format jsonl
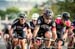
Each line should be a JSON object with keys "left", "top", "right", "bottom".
{"left": 20, "top": 39, "right": 26, "bottom": 49}
{"left": 12, "top": 38, "right": 18, "bottom": 48}
{"left": 56, "top": 32, "right": 64, "bottom": 49}
{"left": 30, "top": 40, "right": 36, "bottom": 49}
{"left": 20, "top": 32, "right": 27, "bottom": 49}
{"left": 68, "top": 36, "right": 74, "bottom": 49}
{"left": 45, "top": 31, "right": 52, "bottom": 48}
{"left": 12, "top": 33, "right": 18, "bottom": 48}
{"left": 67, "top": 29, "right": 74, "bottom": 49}
{"left": 4, "top": 34, "right": 9, "bottom": 42}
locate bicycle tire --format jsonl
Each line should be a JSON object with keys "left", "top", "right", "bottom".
{"left": 14, "top": 45, "right": 21, "bottom": 49}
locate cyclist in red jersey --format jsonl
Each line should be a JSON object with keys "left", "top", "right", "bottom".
{"left": 55, "top": 12, "right": 71, "bottom": 49}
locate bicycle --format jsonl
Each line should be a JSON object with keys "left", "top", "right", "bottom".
{"left": 13, "top": 35, "right": 31, "bottom": 49}
{"left": 33, "top": 37, "right": 55, "bottom": 49}
{"left": 6, "top": 37, "right": 12, "bottom": 49}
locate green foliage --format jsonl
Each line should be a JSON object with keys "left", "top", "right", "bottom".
{"left": 0, "top": 7, "right": 20, "bottom": 20}
{"left": 28, "top": 7, "right": 42, "bottom": 20}
{"left": 6, "top": 7, "right": 20, "bottom": 20}
{"left": 6, "top": 7, "right": 20, "bottom": 14}
{"left": 56, "top": 0, "right": 75, "bottom": 20}
{"left": 8, "top": 13, "right": 17, "bottom": 20}
{"left": 0, "top": 10, "right": 6, "bottom": 19}
{"left": 50, "top": 4, "right": 60, "bottom": 19}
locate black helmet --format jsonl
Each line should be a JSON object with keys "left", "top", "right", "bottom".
{"left": 62, "top": 12, "right": 70, "bottom": 20}
{"left": 43, "top": 9, "right": 54, "bottom": 19}
{"left": 19, "top": 13, "right": 27, "bottom": 18}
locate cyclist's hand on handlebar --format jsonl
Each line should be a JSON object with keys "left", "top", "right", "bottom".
{"left": 27, "top": 33, "right": 33, "bottom": 40}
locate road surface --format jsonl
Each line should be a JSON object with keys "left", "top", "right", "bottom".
{"left": 0, "top": 37, "right": 6, "bottom": 49}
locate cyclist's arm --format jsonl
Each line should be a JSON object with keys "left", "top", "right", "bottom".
{"left": 33, "top": 25, "right": 40, "bottom": 38}
{"left": 63, "top": 20, "right": 72, "bottom": 39}
{"left": 27, "top": 28, "right": 32, "bottom": 35}
{"left": 52, "top": 27, "right": 57, "bottom": 40}
{"left": 62, "top": 29, "right": 68, "bottom": 40}
{"left": 25, "top": 23, "right": 32, "bottom": 38}
{"left": 52, "top": 22, "right": 57, "bottom": 40}
{"left": 23, "top": 27, "right": 28, "bottom": 36}
{"left": 62, "top": 26, "right": 68, "bottom": 39}
{"left": 9, "top": 28, "right": 13, "bottom": 37}
{"left": 9, "top": 23, "right": 15, "bottom": 37}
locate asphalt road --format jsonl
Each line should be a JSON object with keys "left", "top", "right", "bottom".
{"left": 0, "top": 37, "right": 6, "bottom": 49}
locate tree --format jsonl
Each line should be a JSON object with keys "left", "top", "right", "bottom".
{"left": 6, "top": 7, "right": 20, "bottom": 14}
{"left": 0, "top": 10, "right": 6, "bottom": 19}
{"left": 50, "top": 4, "right": 59, "bottom": 19}
{"left": 6, "top": 7, "right": 20, "bottom": 20}
{"left": 57, "top": 0, "right": 75, "bottom": 20}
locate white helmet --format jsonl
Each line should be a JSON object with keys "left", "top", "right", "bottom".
{"left": 32, "top": 13, "right": 39, "bottom": 20}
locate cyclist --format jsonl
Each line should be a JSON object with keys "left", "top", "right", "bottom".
{"left": 9, "top": 13, "right": 32, "bottom": 49}
{"left": 55, "top": 12, "right": 71, "bottom": 49}
{"left": 33, "top": 9, "right": 57, "bottom": 49}
{"left": 28, "top": 13, "right": 39, "bottom": 49}
{"left": 3, "top": 23, "right": 11, "bottom": 42}
{"left": 13, "top": 13, "right": 27, "bottom": 23}
{"left": 29, "top": 13, "right": 39, "bottom": 33}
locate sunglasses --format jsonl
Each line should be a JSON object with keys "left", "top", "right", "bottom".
{"left": 20, "top": 18, "right": 25, "bottom": 20}
{"left": 46, "top": 18, "right": 52, "bottom": 20}
{"left": 33, "top": 20, "right": 37, "bottom": 21}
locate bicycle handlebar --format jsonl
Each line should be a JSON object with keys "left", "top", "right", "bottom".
{"left": 35, "top": 37, "right": 55, "bottom": 41}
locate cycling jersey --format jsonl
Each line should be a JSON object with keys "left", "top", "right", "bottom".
{"left": 37, "top": 16, "right": 56, "bottom": 37}
{"left": 55, "top": 18, "right": 71, "bottom": 39}
{"left": 11, "top": 20, "right": 29, "bottom": 38}
{"left": 13, "top": 18, "right": 19, "bottom": 24}
{"left": 4, "top": 28, "right": 9, "bottom": 34}
{"left": 28, "top": 21, "right": 36, "bottom": 33}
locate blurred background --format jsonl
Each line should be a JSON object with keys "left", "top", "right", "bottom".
{"left": 0, "top": 0, "right": 75, "bottom": 30}
{"left": 0, "top": 0, "right": 75, "bottom": 49}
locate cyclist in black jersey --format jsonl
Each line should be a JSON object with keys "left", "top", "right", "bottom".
{"left": 9, "top": 13, "right": 32, "bottom": 49}
{"left": 29, "top": 13, "right": 39, "bottom": 33}
{"left": 28, "top": 13, "right": 39, "bottom": 49}
{"left": 33, "top": 9, "right": 57, "bottom": 49}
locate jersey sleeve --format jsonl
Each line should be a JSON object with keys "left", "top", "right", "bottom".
{"left": 11, "top": 22, "right": 16, "bottom": 29}
{"left": 37, "top": 18, "right": 42, "bottom": 25}
{"left": 37, "top": 16, "right": 43, "bottom": 25}
{"left": 52, "top": 22, "right": 56, "bottom": 27}
{"left": 52, "top": 21, "right": 56, "bottom": 31}
{"left": 26, "top": 23, "right": 30, "bottom": 29}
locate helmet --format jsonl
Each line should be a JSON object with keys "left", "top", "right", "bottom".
{"left": 62, "top": 12, "right": 70, "bottom": 20}
{"left": 57, "top": 15, "right": 61, "bottom": 17}
{"left": 43, "top": 9, "right": 54, "bottom": 19}
{"left": 18, "top": 13, "right": 27, "bottom": 18}
{"left": 32, "top": 13, "right": 39, "bottom": 20}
